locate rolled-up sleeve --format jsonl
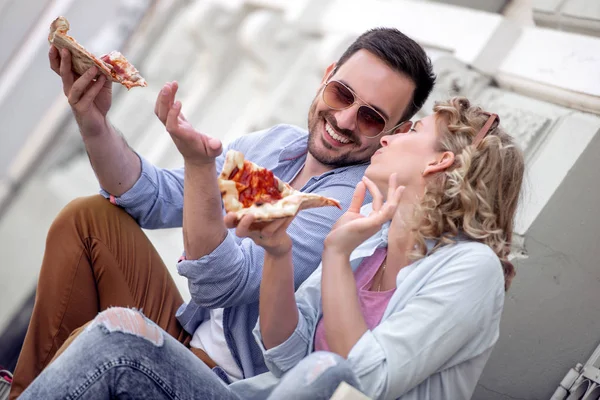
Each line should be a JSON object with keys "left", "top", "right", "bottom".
{"left": 253, "top": 268, "right": 323, "bottom": 376}
{"left": 100, "top": 155, "right": 185, "bottom": 228}
{"left": 100, "top": 148, "right": 229, "bottom": 229}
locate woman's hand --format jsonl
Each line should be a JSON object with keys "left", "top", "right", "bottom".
{"left": 324, "top": 173, "right": 405, "bottom": 256}
{"left": 225, "top": 214, "right": 296, "bottom": 257}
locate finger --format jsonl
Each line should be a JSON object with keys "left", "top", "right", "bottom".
{"left": 76, "top": 75, "right": 107, "bottom": 109}
{"left": 235, "top": 214, "right": 257, "bottom": 239}
{"left": 154, "top": 85, "right": 164, "bottom": 117}
{"left": 260, "top": 216, "right": 294, "bottom": 237}
{"left": 155, "top": 84, "right": 175, "bottom": 124}
{"left": 49, "top": 46, "right": 60, "bottom": 74}
{"left": 379, "top": 186, "right": 405, "bottom": 221}
{"left": 362, "top": 176, "right": 383, "bottom": 212}
{"left": 170, "top": 81, "right": 179, "bottom": 97}
{"left": 224, "top": 212, "right": 239, "bottom": 229}
{"left": 393, "top": 185, "right": 405, "bottom": 204}
{"left": 165, "top": 101, "right": 182, "bottom": 135}
{"left": 68, "top": 66, "right": 99, "bottom": 106}
{"left": 102, "top": 72, "right": 113, "bottom": 90}
{"left": 348, "top": 181, "right": 367, "bottom": 213}
{"left": 387, "top": 173, "right": 398, "bottom": 204}
{"left": 394, "top": 186, "right": 406, "bottom": 203}
{"left": 206, "top": 137, "right": 223, "bottom": 158}
{"left": 59, "top": 48, "right": 75, "bottom": 94}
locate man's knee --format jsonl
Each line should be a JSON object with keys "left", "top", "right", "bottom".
{"left": 90, "top": 308, "right": 164, "bottom": 346}
{"left": 48, "top": 195, "right": 123, "bottom": 239}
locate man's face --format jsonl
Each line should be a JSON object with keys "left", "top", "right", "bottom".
{"left": 307, "top": 49, "right": 417, "bottom": 168}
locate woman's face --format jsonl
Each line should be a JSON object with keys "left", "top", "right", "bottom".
{"left": 365, "top": 114, "right": 448, "bottom": 196}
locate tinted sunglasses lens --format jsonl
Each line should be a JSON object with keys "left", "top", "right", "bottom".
{"left": 357, "top": 106, "right": 386, "bottom": 137}
{"left": 323, "top": 81, "right": 354, "bottom": 109}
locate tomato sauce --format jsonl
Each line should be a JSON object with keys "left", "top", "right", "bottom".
{"left": 228, "top": 162, "right": 282, "bottom": 207}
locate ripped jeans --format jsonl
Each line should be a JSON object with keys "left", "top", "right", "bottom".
{"left": 19, "top": 308, "right": 361, "bottom": 400}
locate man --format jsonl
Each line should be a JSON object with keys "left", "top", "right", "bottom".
{"left": 10, "top": 27, "right": 435, "bottom": 398}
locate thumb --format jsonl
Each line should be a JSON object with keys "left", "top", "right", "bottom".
{"left": 207, "top": 137, "right": 222, "bottom": 157}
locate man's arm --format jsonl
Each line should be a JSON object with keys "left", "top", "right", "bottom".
{"left": 50, "top": 46, "right": 140, "bottom": 196}
{"left": 177, "top": 183, "right": 356, "bottom": 308}
{"left": 159, "top": 95, "right": 226, "bottom": 258}
{"left": 182, "top": 161, "right": 227, "bottom": 258}
{"left": 84, "top": 123, "right": 141, "bottom": 196}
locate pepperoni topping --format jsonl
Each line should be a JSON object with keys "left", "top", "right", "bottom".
{"left": 228, "top": 162, "right": 282, "bottom": 207}
{"left": 102, "top": 57, "right": 127, "bottom": 77}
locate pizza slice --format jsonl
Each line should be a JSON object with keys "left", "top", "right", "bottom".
{"left": 48, "top": 16, "right": 147, "bottom": 89}
{"left": 218, "top": 150, "right": 341, "bottom": 227}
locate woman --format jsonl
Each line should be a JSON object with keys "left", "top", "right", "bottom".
{"left": 19, "top": 97, "right": 524, "bottom": 399}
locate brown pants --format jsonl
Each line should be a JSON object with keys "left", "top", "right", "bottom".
{"left": 9, "top": 195, "right": 214, "bottom": 399}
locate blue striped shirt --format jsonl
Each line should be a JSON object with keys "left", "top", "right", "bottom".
{"left": 100, "top": 124, "right": 370, "bottom": 378}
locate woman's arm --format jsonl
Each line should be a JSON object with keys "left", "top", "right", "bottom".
{"left": 320, "top": 175, "right": 404, "bottom": 357}
{"left": 343, "top": 246, "right": 505, "bottom": 399}
{"left": 259, "top": 250, "right": 299, "bottom": 349}
{"left": 229, "top": 214, "right": 299, "bottom": 349}
{"left": 321, "top": 250, "right": 368, "bottom": 357}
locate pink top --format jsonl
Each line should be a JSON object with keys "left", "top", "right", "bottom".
{"left": 313, "top": 247, "right": 396, "bottom": 352}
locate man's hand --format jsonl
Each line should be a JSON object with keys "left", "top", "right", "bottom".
{"left": 324, "top": 174, "right": 405, "bottom": 256}
{"left": 225, "top": 213, "right": 295, "bottom": 258}
{"left": 155, "top": 82, "right": 222, "bottom": 165}
{"left": 49, "top": 46, "right": 113, "bottom": 137}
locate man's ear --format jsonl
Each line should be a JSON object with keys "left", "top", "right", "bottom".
{"left": 423, "top": 151, "right": 455, "bottom": 176}
{"left": 320, "top": 62, "right": 337, "bottom": 85}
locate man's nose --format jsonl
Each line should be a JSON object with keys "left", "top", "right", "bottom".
{"left": 333, "top": 105, "right": 359, "bottom": 132}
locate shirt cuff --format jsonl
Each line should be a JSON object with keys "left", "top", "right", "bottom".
{"left": 253, "top": 314, "right": 312, "bottom": 377}
{"left": 99, "top": 153, "right": 156, "bottom": 208}
{"left": 176, "top": 231, "right": 236, "bottom": 277}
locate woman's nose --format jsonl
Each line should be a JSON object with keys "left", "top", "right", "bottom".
{"left": 380, "top": 135, "right": 390, "bottom": 147}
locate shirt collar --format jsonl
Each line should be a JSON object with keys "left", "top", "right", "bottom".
{"left": 278, "top": 132, "right": 309, "bottom": 162}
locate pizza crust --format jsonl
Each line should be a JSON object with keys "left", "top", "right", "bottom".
{"left": 48, "top": 16, "right": 147, "bottom": 89}
{"left": 218, "top": 150, "right": 341, "bottom": 225}
{"left": 233, "top": 192, "right": 342, "bottom": 221}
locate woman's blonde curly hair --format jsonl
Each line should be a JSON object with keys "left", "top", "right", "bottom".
{"left": 411, "top": 97, "right": 524, "bottom": 290}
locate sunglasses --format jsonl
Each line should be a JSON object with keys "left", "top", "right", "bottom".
{"left": 322, "top": 80, "right": 407, "bottom": 138}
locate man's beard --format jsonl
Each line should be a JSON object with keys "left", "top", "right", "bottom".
{"left": 306, "top": 101, "right": 373, "bottom": 168}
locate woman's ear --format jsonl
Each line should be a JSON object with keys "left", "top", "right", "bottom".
{"left": 422, "top": 151, "right": 455, "bottom": 176}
